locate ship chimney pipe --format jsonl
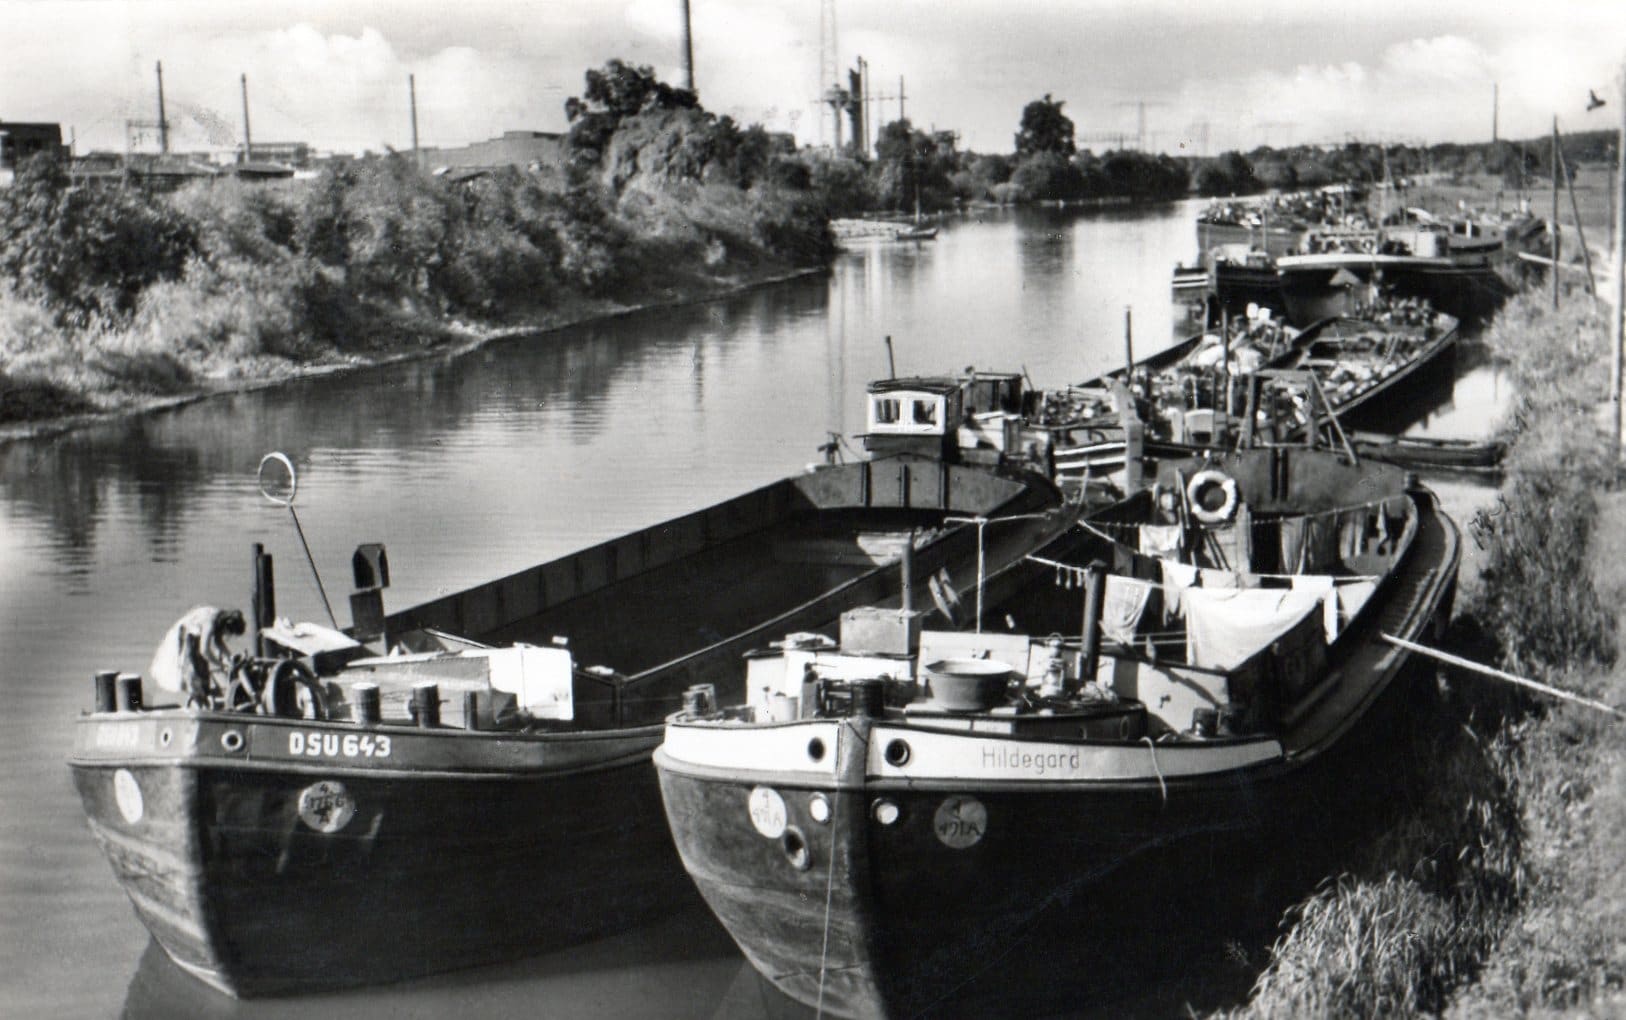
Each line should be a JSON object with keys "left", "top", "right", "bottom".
{"left": 900, "top": 528, "right": 914, "bottom": 616}
{"left": 1079, "top": 561, "right": 1107, "bottom": 688}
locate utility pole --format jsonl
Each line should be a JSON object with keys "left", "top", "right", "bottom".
{"left": 240, "top": 74, "right": 252, "bottom": 162}
{"left": 1553, "top": 116, "right": 1562, "bottom": 310}
{"left": 409, "top": 73, "right": 420, "bottom": 165}
{"left": 1492, "top": 81, "right": 1499, "bottom": 143}
{"left": 679, "top": 0, "right": 695, "bottom": 95}
{"left": 155, "top": 61, "right": 169, "bottom": 154}
{"left": 898, "top": 75, "right": 906, "bottom": 123}
{"left": 1612, "top": 57, "right": 1626, "bottom": 465}
{"left": 859, "top": 56, "right": 869, "bottom": 156}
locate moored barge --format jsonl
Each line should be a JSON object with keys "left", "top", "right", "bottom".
{"left": 656, "top": 445, "right": 1460, "bottom": 1018}
{"left": 68, "top": 379, "right": 1079, "bottom": 997}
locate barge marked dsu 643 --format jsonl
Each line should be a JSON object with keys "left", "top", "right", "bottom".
{"left": 67, "top": 376, "right": 1080, "bottom": 998}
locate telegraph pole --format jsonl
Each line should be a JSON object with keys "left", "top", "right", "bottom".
{"left": 1553, "top": 117, "right": 1562, "bottom": 310}
{"left": 240, "top": 74, "right": 253, "bottom": 161}
{"left": 1492, "top": 81, "right": 1499, "bottom": 143}
{"left": 408, "top": 73, "right": 420, "bottom": 164}
{"left": 155, "top": 61, "right": 169, "bottom": 154}
{"left": 1612, "top": 57, "right": 1626, "bottom": 465}
{"left": 898, "top": 75, "right": 906, "bottom": 123}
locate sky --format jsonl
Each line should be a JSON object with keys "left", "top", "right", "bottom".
{"left": 3, "top": 0, "right": 1624, "bottom": 157}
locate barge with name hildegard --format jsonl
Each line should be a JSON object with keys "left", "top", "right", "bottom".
{"left": 656, "top": 441, "right": 1460, "bottom": 1018}
{"left": 67, "top": 377, "right": 1081, "bottom": 997}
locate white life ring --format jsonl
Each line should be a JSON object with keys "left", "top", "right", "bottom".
{"left": 1187, "top": 470, "right": 1238, "bottom": 524}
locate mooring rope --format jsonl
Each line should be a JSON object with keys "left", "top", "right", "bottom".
{"left": 1141, "top": 736, "right": 1168, "bottom": 804}
{"left": 814, "top": 793, "right": 840, "bottom": 1019}
{"left": 1382, "top": 633, "right": 1626, "bottom": 719}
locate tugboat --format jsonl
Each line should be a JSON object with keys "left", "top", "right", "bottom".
{"left": 655, "top": 439, "right": 1460, "bottom": 1018}
{"left": 67, "top": 378, "right": 1080, "bottom": 997}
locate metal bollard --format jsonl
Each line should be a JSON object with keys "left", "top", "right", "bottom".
{"left": 116, "top": 674, "right": 143, "bottom": 712}
{"left": 94, "top": 671, "right": 118, "bottom": 713}
{"left": 351, "top": 682, "right": 381, "bottom": 726}
{"left": 410, "top": 682, "right": 441, "bottom": 728}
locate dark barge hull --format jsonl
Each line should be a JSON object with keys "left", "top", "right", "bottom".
{"left": 71, "top": 721, "right": 673, "bottom": 996}
{"left": 657, "top": 492, "right": 1459, "bottom": 1018}
{"left": 1172, "top": 261, "right": 1287, "bottom": 335}
{"left": 1276, "top": 257, "right": 1510, "bottom": 326}
{"left": 70, "top": 455, "right": 1075, "bottom": 997}
{"left": 1196, "top": 220, "right": 1306, "bottom": 258}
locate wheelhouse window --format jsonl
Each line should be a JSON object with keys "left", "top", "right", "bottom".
{"left": 868, "top": 390, "right": 949, "bottom": 435}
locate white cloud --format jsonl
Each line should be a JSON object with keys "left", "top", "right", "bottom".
{"left": 3, "top": 2, "right": 1624, "bottom": 157}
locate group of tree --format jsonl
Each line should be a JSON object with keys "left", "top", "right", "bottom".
{"left": 799, "top": 92, "right": 1191, "bottom": 216}
{"left": 1189, "top": 128, "right": 1616, "bottom": 198}
{"left": 0, "top": 59, "right": 834, "bottom": 377}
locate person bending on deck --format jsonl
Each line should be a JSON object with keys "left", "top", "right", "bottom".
{"left": 149, "top": 606, "right": 248, "bottom": 706}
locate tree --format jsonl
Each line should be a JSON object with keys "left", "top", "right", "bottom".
{"left": 0, "top": 155, "right": 198, "bottom": 322}
{"left": 872, "top": 119, "right": 957, "bottom": 211}
{"left": 1015, "top": 94, "right": 1075, "bottom": 158}
{"left": 563, "top": 59, "right": 700, "bottom": 172}
{"left": 1010, "top": 152, "right": 1082, "bottom": 202}
{"left": 564, "top": 59, "right": 697, "bottom": 124}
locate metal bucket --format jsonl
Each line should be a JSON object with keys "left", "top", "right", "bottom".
{"left": 924, "top": 658, "right": 1014, "bottom": 712}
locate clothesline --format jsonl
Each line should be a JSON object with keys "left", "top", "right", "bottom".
{"left": 1025, "top": 552, "right": 1379, "bottom": 591}
{"left": 1082, "top": 490, "right": 1406, "bottom": 534}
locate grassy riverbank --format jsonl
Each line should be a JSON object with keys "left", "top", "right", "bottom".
{"left": 1213, "top": 291, "right": 1624, "bottom": 1017}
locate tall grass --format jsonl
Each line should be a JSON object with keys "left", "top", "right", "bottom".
{"left": 1219, "top": 290, "right": 1625, "bottom": 1018}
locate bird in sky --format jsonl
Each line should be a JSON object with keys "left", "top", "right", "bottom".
{"left": 1587, "top": 89, "right": 1607, "bottom": 111}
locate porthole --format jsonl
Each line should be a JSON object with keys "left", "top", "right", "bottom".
{"left": 781, "top": 826, "right": 812, "bottom": 870}
{"left": 884, "top": 739, "right": 911, "bottom": 767}
{"left": 807, "top": 737, "right": 826, "bottom": 762}
{"left": 220, "top": 729, "right": 245, "bottom": 753}
{"left": 808, "top": 793, "right": 831, "bottom": 824}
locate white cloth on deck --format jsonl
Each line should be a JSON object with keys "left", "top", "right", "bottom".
{"left": 1139, "top": 524, "right": 1184, "bottom": 559}
{"left": 1183, "top": 587, "right": 1324, "bottom": 670}
{"left": 1159, "top": 560, "right": 1199, "bottom": 619}
{"left": 149, "top": 606, "right": 238, "bottom": 694}
{"left": 1289, "top": 574, "right": 1338, "bottom": 641}
{"left": 1101, "top": 576, "right": 1153, "bottom": 644}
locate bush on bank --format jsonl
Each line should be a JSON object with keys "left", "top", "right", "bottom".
{"left": 0, "top": 65, "right": 834, "bottom": 424}
{"left": 1220, "top": 291, "right": 1625, "bottom": 1018}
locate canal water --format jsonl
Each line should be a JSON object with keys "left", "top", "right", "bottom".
{"left": 0, "top": 201, "right": 1506, "bottom": 1018}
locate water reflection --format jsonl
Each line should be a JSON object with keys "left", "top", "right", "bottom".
{"left": 0, "top": 202, "right": 1513, "bottom": 1017}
